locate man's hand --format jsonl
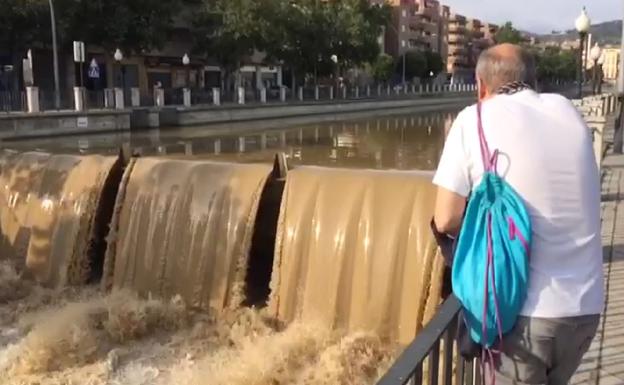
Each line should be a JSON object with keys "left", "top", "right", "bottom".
{"left": 434, "top": 186, "right": 467, "bottom": 237}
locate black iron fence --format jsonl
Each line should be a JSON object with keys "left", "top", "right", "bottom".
{"left": 377, "top": 296, "right": 482, "bottom": 385}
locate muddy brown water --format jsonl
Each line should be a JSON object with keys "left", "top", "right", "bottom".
{"left": 0, "top": 107, "right": 460, "bottom": 385}
{"left": 4, "top": 108, "right": 458, "bottom": 171}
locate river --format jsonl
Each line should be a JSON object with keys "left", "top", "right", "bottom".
{"left": 4, "top": 106, "right": 460, "bottom": 171}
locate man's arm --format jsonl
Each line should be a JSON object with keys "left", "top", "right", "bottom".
{"left": 434, "top": 187, "right": 466, "bottom": 237}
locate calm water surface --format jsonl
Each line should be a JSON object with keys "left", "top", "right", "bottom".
{"left": 5, "top": 107, "right": 459, "bottom": 171}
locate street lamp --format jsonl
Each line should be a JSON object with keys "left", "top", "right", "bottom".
{"left": 575, "top": 7, "right": 591, "bottom": 98}
{"left": 590, "top": 43, "right": 603, "bottom": 94}
{"left": 48, "top": 0, "right": 60, "bottom": 109}
{"left": 182, "top": 53, "right": 190, "bottom": 88}
{"left": 114, "top": 48, "right": 124, "bottom": 89}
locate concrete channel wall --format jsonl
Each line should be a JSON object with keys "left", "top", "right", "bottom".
{"left": 132, "top": 93, "right": 475, "bottom": 129}
{"left": 0, "top": 110, "right": 131, "bottom": 140}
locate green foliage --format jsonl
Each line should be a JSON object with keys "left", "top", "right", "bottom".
{"left": 424, "top": 51, "right": 444, "bottom": 77}
{"left": 534, "top": 47, "right": 578, "bottom": 82}
{"left": 193, "top": 0, "right": 263, "bottom": 73}
{"left": 401, "top": 51, "right": 427, "bottom": 80}
{"left": 494, "top": 22, "right": 525, "bottom": 45}
{"left": 370, "top": 54, "right": 394, "bottom": 82}
{"left": 0, "top": 0, "right": 183, "bottom": 54}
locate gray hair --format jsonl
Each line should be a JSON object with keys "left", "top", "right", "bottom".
{"left": 475, "top": 45, "right": 537, "bottom": 93}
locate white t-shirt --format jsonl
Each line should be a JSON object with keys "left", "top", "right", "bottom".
{"left": 433, "top": 90, "right": 604, "bottom": 318}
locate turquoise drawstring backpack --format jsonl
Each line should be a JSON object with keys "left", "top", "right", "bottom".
{"left": 451, "top": 102, "right": 531, "bottom": 377}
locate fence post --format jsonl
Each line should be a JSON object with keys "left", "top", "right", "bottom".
{"left": 355, "top": 86, "right": 360, "bottom": 98}
{"left": 26, "top": 87, "right": 39, "bottom": 113}
{"left": 342, "top": 86, "right": 347, "bottom": 99}
{"left": 238, "top": 86, "right": 245, "bottom": 105}
{"left": 260, "top": 87, "right": 267, "bottom": 103}
{"left": 419, "top": 85, "right": 424, "bottom": 94}
{"left": 114, "top": 88, "right": 124, "bottom": 109}
{"left": 366, "top": 85, "right": 371, "bottom": 97}
{"left": 298, "top": 87, "right": 304, "bottom": 101}
{"left": 329, "top": 86, "right": 334, "bottom": 100}
{"left": 280, "top": 86, "right": 287, "bottom": 102}
{"left": 315, "top": 86, "right": 320, "bottom": 100}
{"left": 130, "top": 88, "right": 140, "bottom": 107}
{"left": 387, "top": 84, "right": 391, "bottom": 96}
{"left": 154, "top": 88, "right": 165, "bottom": 107}
{"left": 183, "top": 88, "right": 191, "bottom": 107}
{"left": 212, "top": 88, "right": 221, "bottom": 106}
{"left": 73, "top": 87, "right": 85, "bottom": 111}
{"left": 404, "top": 84, "right": 409, "bottom": 95}
{"left": 377, "top": 84, "right": 382, "bottom": 96}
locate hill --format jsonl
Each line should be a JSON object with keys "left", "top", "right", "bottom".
{"left": 539, "top": 20, "right": 621, "bottom": 46}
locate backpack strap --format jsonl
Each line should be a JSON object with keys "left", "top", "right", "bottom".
{"left": 477, "top": 102, "right": 499, "bottom": 173}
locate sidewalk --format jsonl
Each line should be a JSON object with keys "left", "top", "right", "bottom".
{"left": 572, "top": 118, "right": 624, "bottom": 385}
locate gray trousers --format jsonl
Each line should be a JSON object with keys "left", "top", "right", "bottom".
{"left": 493, "top": 315, "right": 599, "bottom": 385}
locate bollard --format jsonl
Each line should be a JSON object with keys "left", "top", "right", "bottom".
{"left": 212, "top": 87, "right": 221, "bottom": 106}
{"left": 329, "top": 86, "right": 334, "bottom": 100}
{"left": 114, "top": 88, "right": 124, "bottom": 109}
{"left": 426, "top": 84, "right": 430, "bottom": 93}
{"left": 105, "top": 88, "right": 116, "bottom": 108}
{"left": 342, "top": 86, "right": 347, "bottom": 99}
{"left": 404, "top": 85, "right": 409, "bottom": 95}
{"left": 238, "top": 86, "right": 245, "bottom": 105}
{"left": 260, "top": 133, "right": 267, "bottom": 150}
{"left": 260, "top": 87, "right": 267, "bottom": 103}
{"left": 298, "top": 87, "right": 304, "bottom": 101}
{"left": 366, "top": 85, "right": 371, "bottom": 97}
{"left": 26, "top": 87, "right": 39, "bottom": 113}
{"left": 395, "top": 86, "right": 400, "bottom": 96}
{"left": 355, "top": 86, "right": 360, "bottom": 99}
{"left": 412, "top": 85, "right": 416, "bottom": 94}
{"left": 280, "top": 86, "right": 287, "bottom": 102}
{"left": 130, "top": 88, "right": 140, "bottom": 107}
{"left": 184, "top": 142, "right": 193, "bottom": 156}
{"left": 238, "top": 137, "right": 245, "bottom": 153}
{"left": 377, "top": 84, "right": 382, "bottom": 96}
{"left": 387, "top": 85, "right": 391, "bottom": 96}
{"left": 214, "top": 139, "right": 221, "bottom": 154}
{"left": 73, "top": 87, "right": 86, "bottom": 111}
{"left": 154, "top": 88, "right": 165, "bottom": 107}
{"left": 183, "top": 88, "right": 191, "bottom": 107}
{"left": 315, "top": 86, "right": 320, "bottom": 100}
{"left": 419, "top": 85, "right": 424, "bottom": 94}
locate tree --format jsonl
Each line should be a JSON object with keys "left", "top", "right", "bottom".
{"left": 494, "top": 22, "right": 525, "bottom": 45}
{"left": 534, "top": 47, "right": 578, "bottom": 83}
{"left": 193, "top": 0, "right": 264, "bottom": 89}
{"left": 370, "top": 54, "right": 394, "bottom": 82}
{"left": 402, "top": 51, "right": 427, "bottom": 80}
{"left": 424, "top": 51, "right": 444, "bottom": 78}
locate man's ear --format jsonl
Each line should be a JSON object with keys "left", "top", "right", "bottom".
{"left": 477, "top": 77, "right": 489, "bottom": 101}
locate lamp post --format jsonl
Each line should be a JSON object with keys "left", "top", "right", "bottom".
{"left": 48, "top": 0, "right": 60, "bottom": 109}
{"left": 114, "top": 48, "right": 124, "bottom": 88}
{"left": 590, "top": 43, "right": 603, "bottom": 95}
{"left": 182, "top": 53, "right": 190, "bottom": 87}
{"left": 575, "top": 7, "right": 591, "bottom": 99}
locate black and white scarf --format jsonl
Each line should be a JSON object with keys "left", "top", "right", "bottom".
{"left": 496, "top": 81, "right": 532, "bottom": 95}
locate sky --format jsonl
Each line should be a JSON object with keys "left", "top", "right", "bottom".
{"left": 443, "top": 0, "right": 615, "bottom": 34}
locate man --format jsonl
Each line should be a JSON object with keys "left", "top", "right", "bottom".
{"left": 433, "top": 44, "right": 603, "bottom": 385}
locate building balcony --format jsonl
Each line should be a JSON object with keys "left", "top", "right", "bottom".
{"left": 448, "top": 24, "right": 467, "bottom": 33}
{"left": 448, "top": 34, "right": 467, "bottom": 44}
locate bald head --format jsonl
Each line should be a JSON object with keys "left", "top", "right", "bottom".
{"left": 476, "top": 44, "right": 536, "bottom": 94}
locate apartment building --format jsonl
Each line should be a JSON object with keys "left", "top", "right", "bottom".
{"left": 383, "top": 0, "right": 447, "bottom": 57}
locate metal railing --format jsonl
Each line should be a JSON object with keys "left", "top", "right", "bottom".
{"left": 377, "top": 296, "right": 481, "bottom": 385}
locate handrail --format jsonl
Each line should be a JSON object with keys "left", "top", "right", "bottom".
{"left": 377, "top": 295, "right": 463, "bottom": 385}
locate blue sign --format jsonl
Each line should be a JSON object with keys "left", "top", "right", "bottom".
{"left": 88, "top": 59, "right": 100, "bottom": 79}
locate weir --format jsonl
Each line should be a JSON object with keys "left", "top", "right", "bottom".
{"left": 268, "top": 167, "right": 443, "bottom": 345}
{"left": 0, "top": 150, "right": 120, "bottom": 287}
{"left": 101, "top": 157, "right": 273, "bottom": 311}
{"left": 0, "top": 150, "right": 445, "bottom": 353}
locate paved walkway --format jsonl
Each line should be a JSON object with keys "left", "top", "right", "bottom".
{"left": 573, "top": 118, "right": 624, "bottom": 385}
